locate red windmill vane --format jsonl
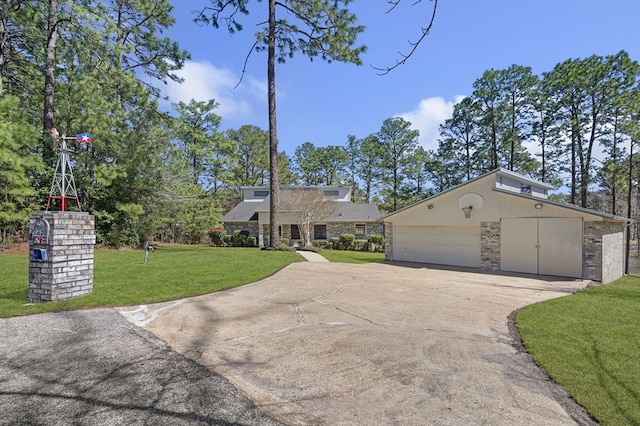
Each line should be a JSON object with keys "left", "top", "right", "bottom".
{"left": 46, "top": 128, "right": 92, "bottom": 212}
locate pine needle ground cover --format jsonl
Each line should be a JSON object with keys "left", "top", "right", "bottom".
{"left": 516, "top": 277, "right": 640, "bottom": 426}
{"left": 0, "top": 245, "right": 301, "bottom": 318}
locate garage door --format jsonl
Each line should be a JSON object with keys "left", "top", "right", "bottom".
{"left": 500, "top": 218, "right": 583, "bottom": 278}
{"left": 393, "top": 226, "right": 480, "bottom": 267}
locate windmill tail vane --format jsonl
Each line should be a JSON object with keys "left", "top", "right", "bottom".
{"left": 46, "top": 128, "right": 92, "bottom": 212}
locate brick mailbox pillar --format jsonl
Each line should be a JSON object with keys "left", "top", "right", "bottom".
{"left": 28, "top": 211, "right": 95, "bottom": 304}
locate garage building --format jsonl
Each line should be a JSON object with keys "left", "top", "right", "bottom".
{"left": 383, "top": 168, "right": 629, "bottom": 284}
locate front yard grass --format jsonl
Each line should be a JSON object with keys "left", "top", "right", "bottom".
{"left": 0, "top": 245, "right": 301, "bottom": 318}
{"left": 318, "top": 250, "right": 385, "bottom": 264}
{"left": 516, "top": 276, "right": 640, "bottom": 426}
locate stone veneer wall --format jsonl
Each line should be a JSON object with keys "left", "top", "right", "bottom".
{"left": 326, "top": 222, "right": 384, "bottom": 241}
{"left": 384, "top": 222, "right": 393, "bottom": 261}
{"left": 480, "top": 221, "right": 501, "bottom": 272}
{"left": 583, "top": 221, "right": 625, "bottom": 283}
{"left": 28, "top": 211, "right": 95, "bottom": 304}
{"left": 222, "top": 221, "right": 259, "bottom": 239}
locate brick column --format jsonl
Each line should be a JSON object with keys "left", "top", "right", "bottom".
{"left": 28, "top": 211, "right": 95, "bottom": 304}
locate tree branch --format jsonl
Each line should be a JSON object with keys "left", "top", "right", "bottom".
{"left": 373, "top": 0, "right": 438, "bottom": 75}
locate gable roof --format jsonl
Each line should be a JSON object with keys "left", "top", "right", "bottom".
{"left": 382, "top": 168, "right": 630, "bottom": 223}
{"left": 221, "top": 192, "right": 382, "bottom": 223}
{"left": 492, "top": 188, "right": 631, "bottom": 222}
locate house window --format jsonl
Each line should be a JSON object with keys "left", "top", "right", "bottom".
{"left": 291, "top": 224, "right": 300, "bottom": 240}
{"left": 254, "top": 190, "right": 269, "bottom": 197}
{"left": 324, "top": 190, "right": 339, "bottom": 197}
{"left": 314, "top": 224, "right": 327, "bottom": 240}
{"left": 521, "top": 184, "right": 531, "bottom": 194}
{"left": 355, "top": 223, "right": 366, "bottom": 235}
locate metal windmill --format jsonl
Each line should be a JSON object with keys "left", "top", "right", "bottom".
{"left": 46, "top": 128, "right": 92, "bottom": 211}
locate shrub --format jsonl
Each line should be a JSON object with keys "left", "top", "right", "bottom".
{"left": 312, "top": 240, "right": 328, "bottom": 248}
{"left": 279, "top": 238, "right": 290, "bottom": 246}
{"left": 208, "top": 228, "right": 226, "bottom": 247}
{"left": 223, "top": 235, "right": 233, "bottom": 246}
{"left": 246, "top": 236, "right": 257, "bottom": 247}
{"left": 353, "top": 239, "right": 368, "bottom": 251}
{"left": 329, "top": 237, "right": 340, "bottom": 249}
{"left": 339, "top": 233, "right": 355, "bottom": 250}
{"left": 232, "top": 229, "right": 250, "bottom": 247}
{"left": 370, "top": 234, "right": 384, "bottom": 246}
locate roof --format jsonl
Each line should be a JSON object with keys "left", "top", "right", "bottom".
{"left": 241, "top": 185, "right": 347, "bottom": 190}
{"left": 494, "top": 168, "right": 554, "bottom": 190}
{"left": 221, "top": 198, "right": 382, "bottom": 223}
{"left": 220, "top": 200, "right": 264, "bottom": 222}
{"left": 492, "top": 188, "right": 632, "bottom": 223}
{"left": 382, "top": 168, "right": 630, "bottom": 223}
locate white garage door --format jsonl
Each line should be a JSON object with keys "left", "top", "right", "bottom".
{"left": 500, "top": 218, "right": 583, "bottom": 278}
{"left": 393, "top": 226, "right": 480, "bottom": 267}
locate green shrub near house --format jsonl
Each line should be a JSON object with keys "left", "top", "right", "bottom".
{"left": 353, "top": 239, "right": 368, "bottom": 251}
{"left": 312, "top": 240, "right": 328, "bottom": 248}
{"left": 339, "top": 233, "right": 355, "bottom": 250}
{"left": 370, "top": 234, "right": 384, "bottom": 245}
{"left": 207, "top": 228, "right": 226, "bottom": 246}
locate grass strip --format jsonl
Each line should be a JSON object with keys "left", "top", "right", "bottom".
{"left": 317, "top": 250, "right": 385, "bottom": 264}
{"left": 0, "top": 245, "right": 301, "bottom": 318}
{"left": 516, "top": 277, "right": 640, "bottom": 426}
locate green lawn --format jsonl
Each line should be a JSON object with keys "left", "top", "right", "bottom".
{"left": 318, "top": 249, "right": 385, "bottom": 264}
{"left": 516, "top": 277, "right": 640, "bottom": 426}
{"left": 0, "top": 245, "right": 301, "bottom": 318}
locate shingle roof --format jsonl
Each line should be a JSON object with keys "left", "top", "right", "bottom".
{"left": 220, "top": 201, "right": 265, "bottom": 222}
{"left": 221, "top": 198, "right": 382, "bottom": 223}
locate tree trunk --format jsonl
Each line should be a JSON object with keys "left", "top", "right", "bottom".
{"left": 0, "top": 0, "right": 10, "bottom": 97}
{"left": 43, "top": 0, "right": 58, "bottom": 163}
{"left": 267, "top": 0, "right": 279, "bottom": 248}
{"left": 625, "top": 142, "right": 634, "bottom": 275}
{"left": 611, "top": 114, "right": 619, "bottom": 216}
{"left": 570, "top": 105, "right": 579, "bottom": 205}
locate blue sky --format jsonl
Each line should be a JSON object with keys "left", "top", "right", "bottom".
{"left": 161, "top": 1, "right": 640, "bottom": 157}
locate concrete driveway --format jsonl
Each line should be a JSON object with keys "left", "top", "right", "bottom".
{"left": 118, "top": 261, "right": 594, "bottom": 425}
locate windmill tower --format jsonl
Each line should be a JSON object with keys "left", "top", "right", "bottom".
{"left": 46, "top": 128, "right": 92, "bottom": 211}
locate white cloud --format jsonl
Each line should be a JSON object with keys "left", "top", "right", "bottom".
{"left": 398, "top": 96, "right": 465, "bottom": 150}
{"left": 163, "top": 60, "right": 266, "bottom": 121}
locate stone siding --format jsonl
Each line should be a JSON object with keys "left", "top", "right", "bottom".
{"left": 223, "top": 221, "right": 259, "bottom": 239}
{"left": 257, "top": 222, "right": 384, "bottom": 247}
{"left": 584, "top": 221, "right": 625, "bottom": 283}
{"left": 326, "top": 222, "right": 384, "bottom": 242}
{"left": 28, "top": 211, "right": 95, "bottom": 304}
{"left": 384, "top": 222, "right": 393, "bottom": 261}
{"left": 480, "top": 221, "right": 500, "bottom": 272}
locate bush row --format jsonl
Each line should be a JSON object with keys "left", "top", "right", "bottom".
{"left": 312, "top": 233, "right": 385, "bottom": 252}
{"left": 208, "top": 229, "right": 257, "bottom": 247}
{"left": 208, "top": 229, "right": 385, "bottom": 252}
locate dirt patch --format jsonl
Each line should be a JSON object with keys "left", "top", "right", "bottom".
{"left": 0, "top": 242, "right": 29, "bottom": 254}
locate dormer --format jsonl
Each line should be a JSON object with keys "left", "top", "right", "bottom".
{"left": 242, "top": 187, "right": 270, "bottom": 202}
{"left": 494, "top": 168, "right": 552, "bottom": 199}
{"left": 241, "top": 186, "right": 352, "bottom": 202}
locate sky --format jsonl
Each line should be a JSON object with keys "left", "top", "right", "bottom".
{"left": 160, "top": 1, "right": 640, "bottom": 157}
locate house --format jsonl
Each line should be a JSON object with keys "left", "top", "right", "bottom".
{"left": 382, "top": 168, "right": 630, "bottom": 284}
{"left": 221, "top": 186, "right": 383, "bottom": 247}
